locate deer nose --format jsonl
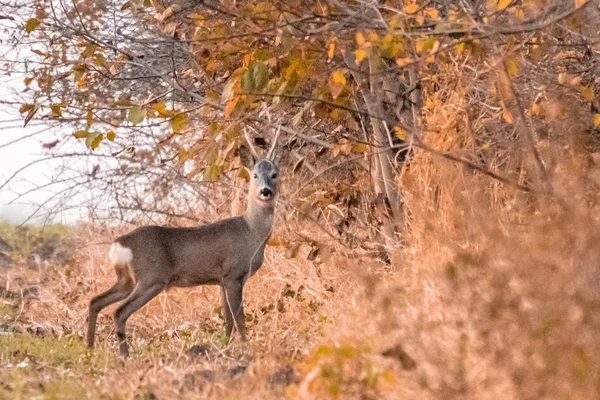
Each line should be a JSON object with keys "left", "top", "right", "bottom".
{"left": 260, "top": 188, "right": 272, "bottom": 197}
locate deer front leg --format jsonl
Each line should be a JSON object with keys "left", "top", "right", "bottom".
{"left": 221, "top": 286, "right": 234, "bottom": 338}
{"left": 223, "top": 280, "right": 246, "bottom": 342}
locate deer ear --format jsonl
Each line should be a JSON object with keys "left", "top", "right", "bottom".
{"left": 272, "top": 146, "right": 290, "bottom": 166}
{"left": 238, "top": 145, "right": 256, "bottom": 169}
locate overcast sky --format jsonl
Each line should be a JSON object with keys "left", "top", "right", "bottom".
{"left": 0, "top": 68, "right": 74, "bottom": 225}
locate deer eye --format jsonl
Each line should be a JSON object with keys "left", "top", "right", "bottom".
{"left": 253, "top": 174, "right": 258, "bottom": 179}
{"left": 272, "top": 173, "right": 278, "bottom": 179}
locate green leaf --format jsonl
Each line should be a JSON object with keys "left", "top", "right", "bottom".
{"left": 240, "top": 62, "right": 270, "bottom": 93}
{"left": 93, "top": 53, "right": 105, "bottom": 66}
{"left": 25, "top": 18, "right": 40, "bottom": 34}
{"left": 251, "top": 62, "right": 269, "bottom": 91}
{"left": 171, "top": 112, "right": 189, "bottom": 133}
{"left": 241, "top": 62, "right": 269, "bottom": 93}
{"left": 241, "top": 69, "right": 254, "bottom": 92}
{"left": 128, "top": 105, "right": 147, "bottom": 125}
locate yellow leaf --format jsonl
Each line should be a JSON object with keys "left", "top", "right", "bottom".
{"left": 581, "top": 86, "right": 594, "bottom": 102}
{"left": 424, "top": 7, "right": 439, "bottom": 19}
{"left": 107, "top": 131, "right": 116, "bottom": 141}
{"left": 23, "top": 77, "right": 33, "bottom": 86}
{"left": 497, "top": 0, "right": 511, "bottom": 11}
{"left": 396, "top": 58, "right": 413, "bottom": 67}
{"left": 206, "top": 59, "right": 217, "bottom": 72}
{"left": 332, "top": 70, "right": 346, "bottom": 85}
{"left": 153, "top": 103, "right": 173, "bottom": 117}
{"left": 77, "top": 72, "right": 87, "bottom": 87}
{"left": 456, "top": 42, "right": 465, "bottom": 55}
{"left": 171, "top": 112, "right": 189, "bottom": 133}
{"left": 593, "top": 114, "right": 600, "bottom": 127}
{"left": 355, "top": 49, "right": 367, "bottom": 64}
{"left": 405, "top": 3, "right": 419, "bottom": 14}
{"left": 224, "top": 96, "right": 239, "bottom": 118}
{"left": 25, "top": 18, "right": 40, "bottom": 33}
{"left": 327, "top": 42, "right": 335, "bottom": 61}
{"left": 81, "top": 44, "right": 95, "bottom": 58}
{"left": 416, "top": 37, "right": 438, "bottom": 53}
{"left": 356, "top": 32, "right": 366, "bottom": 46}
{"left": 505, "top": 57, "right": 518, "bottom": 77}
{"left": 87, "top": 110, "right": 93, "bottom": 127}
{"left": 576, "top": 0, "right": 586, "bottom": 7}
{"left": 352, "top": 143, "right": 368, "bottom": 153}
{"left": 93, "top": 53, "right": 105, "bottom": 66}
{"left": 558, "top": 73, "right": 571, "bottom": 85}
{"left": 50, "top": 104, "right": 62, "bottom": 117}
{"left": 90, "top": 133, "right": 103, "bottom": 150}
{"left": 502, "top": 110, "right": 513, "bottom": 124}
{"left": 328, "top": 70, "right": 346, "bottom": 100}
{"left": 394, "top": 126, "right": 407, "bottom": 140}
{"left": 73, "top": 130, "right": 88, "bottom": 139}
{"left": 531, "top": 102, "right": 541, "bottom": 116}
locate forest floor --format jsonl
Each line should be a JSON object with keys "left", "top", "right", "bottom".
{"left": 0, "top": 223, "right": 415, "bottom": 400}
{"left": 1, "top": 200, "right": 599, "bottom": 400}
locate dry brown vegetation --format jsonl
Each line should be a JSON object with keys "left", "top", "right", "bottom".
{"left": 3, "top": 0, "right": 600, "bottom": 399}
{"left": 3, "top": 120, "right": 600, "bottom": 399}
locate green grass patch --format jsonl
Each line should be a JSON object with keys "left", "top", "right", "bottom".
{"left": 0, "top": 221, "right": 72, "bottom": 261}
{"left": 0, "top": 333, "right": 126, "bottom": 399}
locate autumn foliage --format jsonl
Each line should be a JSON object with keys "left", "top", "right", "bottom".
{"left": 2, "top": 0, "right": 600, "bottom": 398}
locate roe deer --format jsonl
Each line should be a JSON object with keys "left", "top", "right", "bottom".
{"left": 87, "top": 132, "right": 282, "bottom": 357}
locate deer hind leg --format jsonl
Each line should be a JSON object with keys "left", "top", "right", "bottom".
{"left": 113, "top": 281, "right": 164, "bottom": 357}
{"left": 223, "top": 281, "right": 246, "bottom": 342}
{"left": 87, "top": 266, "right": 133, "bottom": 348}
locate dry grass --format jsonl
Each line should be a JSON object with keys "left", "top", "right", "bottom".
{"left": 3, "top": 156, "right": 600, "bottom": 399}
{"left": 3, "top": 52, "right": 600, "bottom": 399}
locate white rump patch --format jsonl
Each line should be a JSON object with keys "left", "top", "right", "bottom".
{"left": 109, "top": 242, "right": 133, "bottom": 265}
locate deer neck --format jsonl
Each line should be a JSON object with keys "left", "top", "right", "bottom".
{"left": 243, "top": 198, "right": 275, "bottom": 240}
